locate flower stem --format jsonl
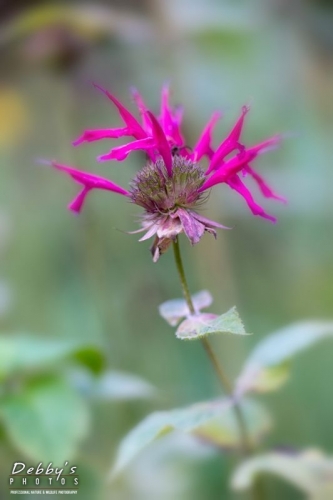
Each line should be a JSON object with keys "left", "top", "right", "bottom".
{"left": 173, "top": 238, "right": 265, "bottom": 500}
{"left": 172, "top": 237, "right": 265, "bottom": 500}
{"left": 172, "top": 237, "right": 252, "bottom": 452}
{"left": 172, "top": 236, "right": 195, "bottom": 315}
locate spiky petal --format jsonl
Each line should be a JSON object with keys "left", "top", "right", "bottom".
{"left": 244, "top": 165, "right": 286, "bottom": 203}
{"left": 206, "top": 105, "right": 250, "bottom": 174}
{"left": 98, "top": 137, "right": 156, "bottom": 162}
{"left": 193, "top": 111, "right": 221, "bottom": 162}
{"left": 147, "top": 111, "right": 173, "bottom": 176}
{"left": 200, "top": 136, "right": 281, "bottom": 191}
{"left": 160, "top": 84, "right": 184, "bottom": 147}
{"left": 49, "top": 161, "right": 130, "bottom": 213}
{"left": 131, "top": 87, "right": 152, "bottom": 132}
{"left": 93, "top": 83, "right": 146, "bottom": 140}
{"left": 73, "top": 127, "right": 131, "bottom": 146}
{"left": 227, "top": 175, "right": 277, "bottom": 222}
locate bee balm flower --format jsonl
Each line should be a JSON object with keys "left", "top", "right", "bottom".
{"left": 47, "top": 84, "right": 284, "bottom": 261}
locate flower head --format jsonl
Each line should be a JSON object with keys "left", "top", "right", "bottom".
{"left": 47, "top": 84, "right": 284, "bottom": 261}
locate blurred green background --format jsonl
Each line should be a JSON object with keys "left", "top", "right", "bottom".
{"left": 0, "top": 0, "right": 333, "bottom": 498}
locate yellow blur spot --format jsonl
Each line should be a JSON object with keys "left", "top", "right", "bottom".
{"left": 0, "top": 88, "right": 29, "bottom": 148}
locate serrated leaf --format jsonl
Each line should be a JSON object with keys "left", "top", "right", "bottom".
{"left": 176, "top": 307, "right": 249, "bottom": 341}
{"left": 0, "top": 334, "right": 104, "bottom": 380}
{"left": 232, "top": 449, "right": 333, "bottom": 499}
{"left": 158, "top": 290, "right": 212, "bottom": 326}
{"left": 110, "top": 398, "right": 271, "bottom": 478}
{"left": 236, "top": 321, "right": 333, "bottom": 396}
{"left": 0, "top": 376, "right": 89, "bottom": 463}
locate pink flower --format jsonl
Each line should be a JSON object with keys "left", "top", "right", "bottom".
{"left": 47, "top": 84, "right": 285, "bottom": 261}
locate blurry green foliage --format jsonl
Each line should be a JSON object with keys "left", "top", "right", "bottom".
{"left": 1, "top": 375, "right": 89, "bottom": 463}
{"left": 0, "top": 335, "right": 102, "bottom": 463}
{"left": 232, "top": 449, "right": 333, "bottom": 499}
{"left": 0, "top": 334, "right": 104, "bottom": 379}
{"left": 111, "top": 397, "right": 271, "bottom": 478}
{"left": 0, "top": 332, "right": 155, "bottom": 498}
{"left": 236, "top": 321, "right": 333, "bottom": 395}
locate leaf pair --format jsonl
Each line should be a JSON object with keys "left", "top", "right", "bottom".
{"left": 159, "top": 290, "right": 249, "bottom": 340}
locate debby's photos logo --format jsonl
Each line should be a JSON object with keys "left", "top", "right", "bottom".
{"left": 9, "top": 461, "right": 79, "bottom": 495}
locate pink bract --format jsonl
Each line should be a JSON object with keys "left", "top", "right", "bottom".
{"left": 48, "top": 84, "right": 284, "bottom": 261}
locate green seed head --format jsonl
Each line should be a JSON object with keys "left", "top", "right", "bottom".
{"left": 130, "top": 154, "right": 206, "bottom": 213}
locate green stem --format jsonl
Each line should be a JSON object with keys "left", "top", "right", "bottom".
{"left": 172, "top": 237, "right": 195, "bottom": 315}
{"left": 172, "top": 237, "right": 265, "bottom": 500}
{"left": 172, "top": 237, "right": 251, "bottom": 451}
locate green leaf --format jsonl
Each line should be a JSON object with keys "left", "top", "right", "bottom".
{"left": 71, "top": 345, "right": 105, "bottom": 375}
{"left": 110, "top": 398, "right": 271, "bottom": 478}
{"left": 312, "top": 485, "right": 333, "bottom": 500}
{"left": 68, "top": 462, "right": 103, "bottom": 500}
{"left": 176, "top": 307, "right": 249, "bottom": 341}
{"left": 240, "top": 362, "right": 291, "bottom": 394}
{"left": 231, "top": 449, "right": 333, "bottom": 499}
{"left": 191, "top": 399, "right": 271, "bottom": 449}
{"left": 0, "top": 375, "right": 89, "bottom": 463}
{"left": 159, "top": 290, "right": 212, "bottom": 326}
{"left": 93, "top": 371, "right": 156, "bottom": 400}
{"left": 0, "top": 334, "right": 104, "bottom": 380}
{"left": 69, "top": 369, "right": 156, "bottom": 401}
{"left": 236, "top": 321, "right": 333, "bottom": 395}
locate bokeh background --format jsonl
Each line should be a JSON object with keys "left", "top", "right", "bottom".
{"left": 0, "top": 0, "right": 333, "bottom": 499}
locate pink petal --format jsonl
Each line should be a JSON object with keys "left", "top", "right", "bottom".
{"left": 227, "top": 175, "right": 277, "bottom": 223}
{"left": 177, "top": 207, "right": 205, "bottom": 245}
{"left": 193, "top": 111, "right": 221, "bottom": 162}
{"left": 73, "top": 127, "right": 131, "bottom": 146}
{"left": 170, "top": 109, "right": 185, "bottom": 146}
{"left": 245, "top": 135, "right": 281, "bottom": 157}
{"left": 147, "top": 111, "right": 173, "bottom": 176}
{"left": 160, "top": 84, "right": 184, "bottom": 147}
{"left": 160, "top": 84, "right": 175, "bottom": 136}
{"left": 200, "top": 135, "right": 281, "bottom": 191}
{"left": 68, "top": 186, "right": 91, "bottom": 213}
{"left": 131, "top": 87, "right": 152, "bottom": 133}
{"left": 138, "top": 224, "right": 159, "bottom": 242}
{"left": 98, "top": 137, "right": 156, "bottom": 162}
{"left": 245, "top": 165, "right": 287, "bottom": 203}
{"left": 156, "top": 216, "right": 182, "bottom": 239}
{"left": 173, "top": 106, "right": 184, "bottom": 127}
{"left": 48, "top": 161, "right": 130, "bottom": 213}
{"left": 200, "top": 154, "right": 250, "bottom": 191}
{"left": 206, "top": 105, "right": 250, "bottom": 174}
{"left": 93, "top": 83, "right": 146, "bottom": 140}
{"left": 190, "top": 211, "right": 231, "bottom": 230}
